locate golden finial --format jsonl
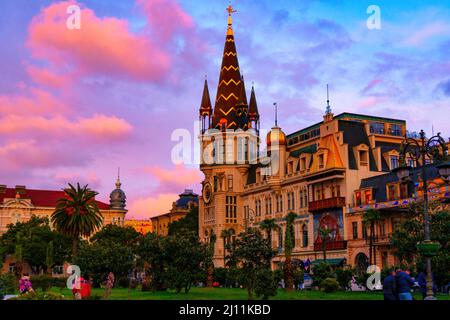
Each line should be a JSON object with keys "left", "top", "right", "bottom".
{"left": 226, "top": 3, "right": 236, "bottom": 35}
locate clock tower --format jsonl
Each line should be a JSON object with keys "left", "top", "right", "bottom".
{"left": 198, "top": 5, "right": 260, "bottom": 267}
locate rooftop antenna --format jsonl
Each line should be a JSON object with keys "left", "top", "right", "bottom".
{"left": 325, "top": 84, "right": 332, "bottom": 115}
{"left": 273, "top": 102, "right": 278, "bottom": 127}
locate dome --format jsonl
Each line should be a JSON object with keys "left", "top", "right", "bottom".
{"left": 109, "top": 178, "right": 126, "bottom": 210}
{"left": 266, "top": 126, "right": 286, "bottom": 147}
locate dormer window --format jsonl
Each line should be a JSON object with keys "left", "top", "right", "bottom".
{"left": 390, "top": 156, "right": 399, "bottom": 169}
{"left": 318, "top": 154, "right": 324, "bottom": 169}
{"left": 359, "top": 150, "right": 368, "bottom": 167}
{"left": 300, "top": 157, "right": 307, "bottom": 171}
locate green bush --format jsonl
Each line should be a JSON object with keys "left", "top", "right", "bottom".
{"left": 31, "top": 275, "right": 53, "bottom": 291}
{"left": 0, "top": 273, "right": 18, "bottom": 294}
{"left": 52, "top": 277, "right": 68, "bottom": 288}
{"left": 312, "top": 262, "right": 333, "bottom": 286}
{"left": 255, "top": 269, "right": 278, "bottom": 300}
{"left": 335, "top": 268, "right": 354, "bottom": 290}
{"left": 320, "top": 277, "right": 340, "bottom": 293}
{"left": 117, "top": 277, "right": 130, "bottom": 288}
{"left": 14, "top": 291, "right": 65, "bottom": 300}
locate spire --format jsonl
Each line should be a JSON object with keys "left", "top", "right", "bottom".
{"left": 116, "top": 167, "right": 121, "bottom": 189}
{"left": 325, "top": 84, "right": 332, "bottom": 115}
{"left": 273, "top": 102, "right": 278, "bottom": 127}
{"left": 248, "top": 84, "right": 259, "bottom": 119}
{"left": 212, "top": 4, "right": 247, "bottom": 131}
{"left": 199, "top": 77, "right": 212, "bottom": 115}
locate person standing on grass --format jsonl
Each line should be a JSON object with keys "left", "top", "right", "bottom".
{"left": 19, "top": 273, "right": 33, "bottom": 295}
{"left": 104, "top": 272, "right": 115, "bottom": 299}
{"left": 395, "top": 268, "right": 415, "bottom": 300}
{"left": 383, "top": 269, "right": 397, "bottom": 300}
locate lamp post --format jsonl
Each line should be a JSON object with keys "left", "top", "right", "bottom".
{"left": 393, "top": 129, "right": 448, "bottom": 300}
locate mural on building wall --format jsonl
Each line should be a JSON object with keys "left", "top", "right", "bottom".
{"left": 313, "top": 209, "right": 344, "bottom": 244}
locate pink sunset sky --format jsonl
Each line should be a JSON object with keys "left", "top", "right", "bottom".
{"left": 1, "top": 0, "right": 449, "bottom": 219}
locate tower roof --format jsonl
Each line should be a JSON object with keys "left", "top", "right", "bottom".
{"left": 248, "top": 85, "right": 259, "bottom": 119}
{"left": 212, "top": 5, "right": 248, "bottom": 130}
{"left": 199, "top": 78, "right": 212, "bottom": 115}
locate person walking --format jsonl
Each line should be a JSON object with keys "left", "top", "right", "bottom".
{"left": 396, "top": 269, "right": 415, "bottom": 300}
{"left": 382, "top": 269, "right": 397, "bottom": 300}
{"left": 103, "top": 272, "right": 115, "bottom": 299}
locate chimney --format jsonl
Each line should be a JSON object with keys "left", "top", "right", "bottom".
{"left": 15, "top": 185, "right": 26, "bottom": 195}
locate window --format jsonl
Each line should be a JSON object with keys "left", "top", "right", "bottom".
{"left": 214, "top": 176, "right": 218, "bottom": 192}
{"left": 370, "top": 122, "right": 385, "bottom": 134}
{"left": 318, "top": 154, "right": 324, "bottom": 169}
{"left": 278, "top": 227, "right": 283, "bottom": 250}
{"left": 389, "top": 124, "right": 402, "bottom": 136}
{"left": 287, "top": 193, "right": 291, "bottom": 211}
{"left": 352, "top": 222, "right": 358, "bottom": 239}
{"left": 390, "top": 156, "right": 399, "bottom": 169}
{"left": 226, "top": 196, "right": 237, "bottom": 223}
{"left": 291, "top": 192, "right": 295, "bottom": 210}
{"left": 362, "top": 226, "right": 367, "bottom": 239}
{"left": 407, "top": 158, "right": 415, "bottom": 167}
{"left": 364, "top": 190, "right": 371, "bottom": 204}
{"left": 302, "top": 225, "right": 308, "bottom": 247}
{"left": 387, "top": 184, "right": 398, "bottom": 200}
{"left": 359, "top": 150, "right": 368, "bottom": 166}
{"left": 400, "top": 183, "right": 408, "bottom": 199}
{"left": 355, "top": 192, "right": 362, "bottom": 206}
{"left": 227, "top": 175, "right": 233, "bottom": 191}
{"left": 380, "top": 222, "right": 386, "bottom": 236}
{"left": 237, "top": 137, "right": 244, "bottom": 162}
{"left": 269, "top": 197, "right": 273, "bottom": 214}
{"left": 300, "top": 190, "right": 304, "bottom": 208}
{"left": 300, "top": 157, "right": 307, "bottom": 171}
{"left": 265, "top": 198, "right": 269, "bottom": 215}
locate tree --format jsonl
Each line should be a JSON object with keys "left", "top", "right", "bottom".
{"left": 75, "top": 241, "right": 135, "bottom": 287}
{"left": 136, "top": 232, "right": 166, "bottom": 291}
{"left": 0, "top": 216, "right": 71, "bottom": 274}
{"left": 45, "top": 241, "right": 54, "bottom": 275}
{"left": 164, "top": 233, "right": 205, "bottom": 293}
{"left": 51, "top": 183, "right": 104, "bottom": 257}
{"left": 260, "top": 219, "right": 277, "bottom": 242}
{"left": 362, "top": 209, "right": 382, "bottom": 265}
{"left": 221, "top": 228, "right": 235, "bottom": 266}
{"left": 231, "top": 229, "right": 275, "bottom": 300}
{"left": 90, "top": 224, "right": 140, "bottom": 249}
{"left": 392, "top": 201, "right": 450, "bottom": 288}
{"left": 168, "top": 206, "right": 199, "bottom": 236}
{"left": 318, "top": 227, "right": 332, "bottom": 263}
{"left": 205, "top": 230, "right": 216, "bottom": 287}
{"left": 255, "top": 268, "right": 278, "bottom": 300}
{"left": 283, "top": 212, "right": 297, "bottom": 292}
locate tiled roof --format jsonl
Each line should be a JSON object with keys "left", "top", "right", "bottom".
{"left": 0, "top": 187, "right": 110, "bottom": 210}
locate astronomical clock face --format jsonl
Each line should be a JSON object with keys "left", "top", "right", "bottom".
{"left": 202, "top": 182, "right": 213, "bottom": 204}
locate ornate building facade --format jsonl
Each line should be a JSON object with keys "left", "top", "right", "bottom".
{"left": 0, "top": 177, "right": 127, "bottom": 236}
{"left": 197, "top": 6, "right": 449, "bottom": 269}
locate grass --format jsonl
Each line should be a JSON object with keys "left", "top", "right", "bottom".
{"left": 45, "top": 287, "right": 450, "bottom": 300}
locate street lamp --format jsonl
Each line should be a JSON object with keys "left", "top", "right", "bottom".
{"left": 393, "top": 129, "right": 448, "bottom": 300}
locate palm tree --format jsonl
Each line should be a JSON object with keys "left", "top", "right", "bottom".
{"left": 260, "top": 218, "right": 278, "bottom": 245}
{"left": 362, "top": 209, "right": 382, "bottom": 265}
{"left": 221, "top": 228, "right": 235, "bottom": 267}
{"left": 319, "top": 227, "right": 332, "bottom": 263}
{"left": 51, "top": 183, "right": 104, "bottom": 257}
{"left": 283, "top": 212, "right": 297, "bottom": 292}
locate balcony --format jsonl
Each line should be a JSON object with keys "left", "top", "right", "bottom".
{"left": 309, "top": 197, "right": 346, "bottom": 212}
{"left": 365, "top": 233, "right": 392, "bottom": 245}
{"left": 314, "top": 240, "right": 347, "bottom": 251}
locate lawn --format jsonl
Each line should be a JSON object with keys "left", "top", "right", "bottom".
{"left": 45, "top": 287, "right": 450, "bottom": 300}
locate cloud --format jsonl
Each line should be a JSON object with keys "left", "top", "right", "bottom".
{"left": 403, "top": 22, "right": 450, "bottom": 46}
{"left": 437, "top": 79, "right": 450, "bottom": 97}
{"left": 27, "top": 0, "right": 171, "bottom": 81}
{"left": 128, "top": 193, "right": 179, "bottom": 219}
{"left": 142, "top": 164, "right": 203, "bottom": 193}
{"left": 0, "top": 114, "right": 132, "bottom": 141}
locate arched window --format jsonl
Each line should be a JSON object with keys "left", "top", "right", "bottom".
{"left": 302, "top": 224, "right": 308, "bottom": 247}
